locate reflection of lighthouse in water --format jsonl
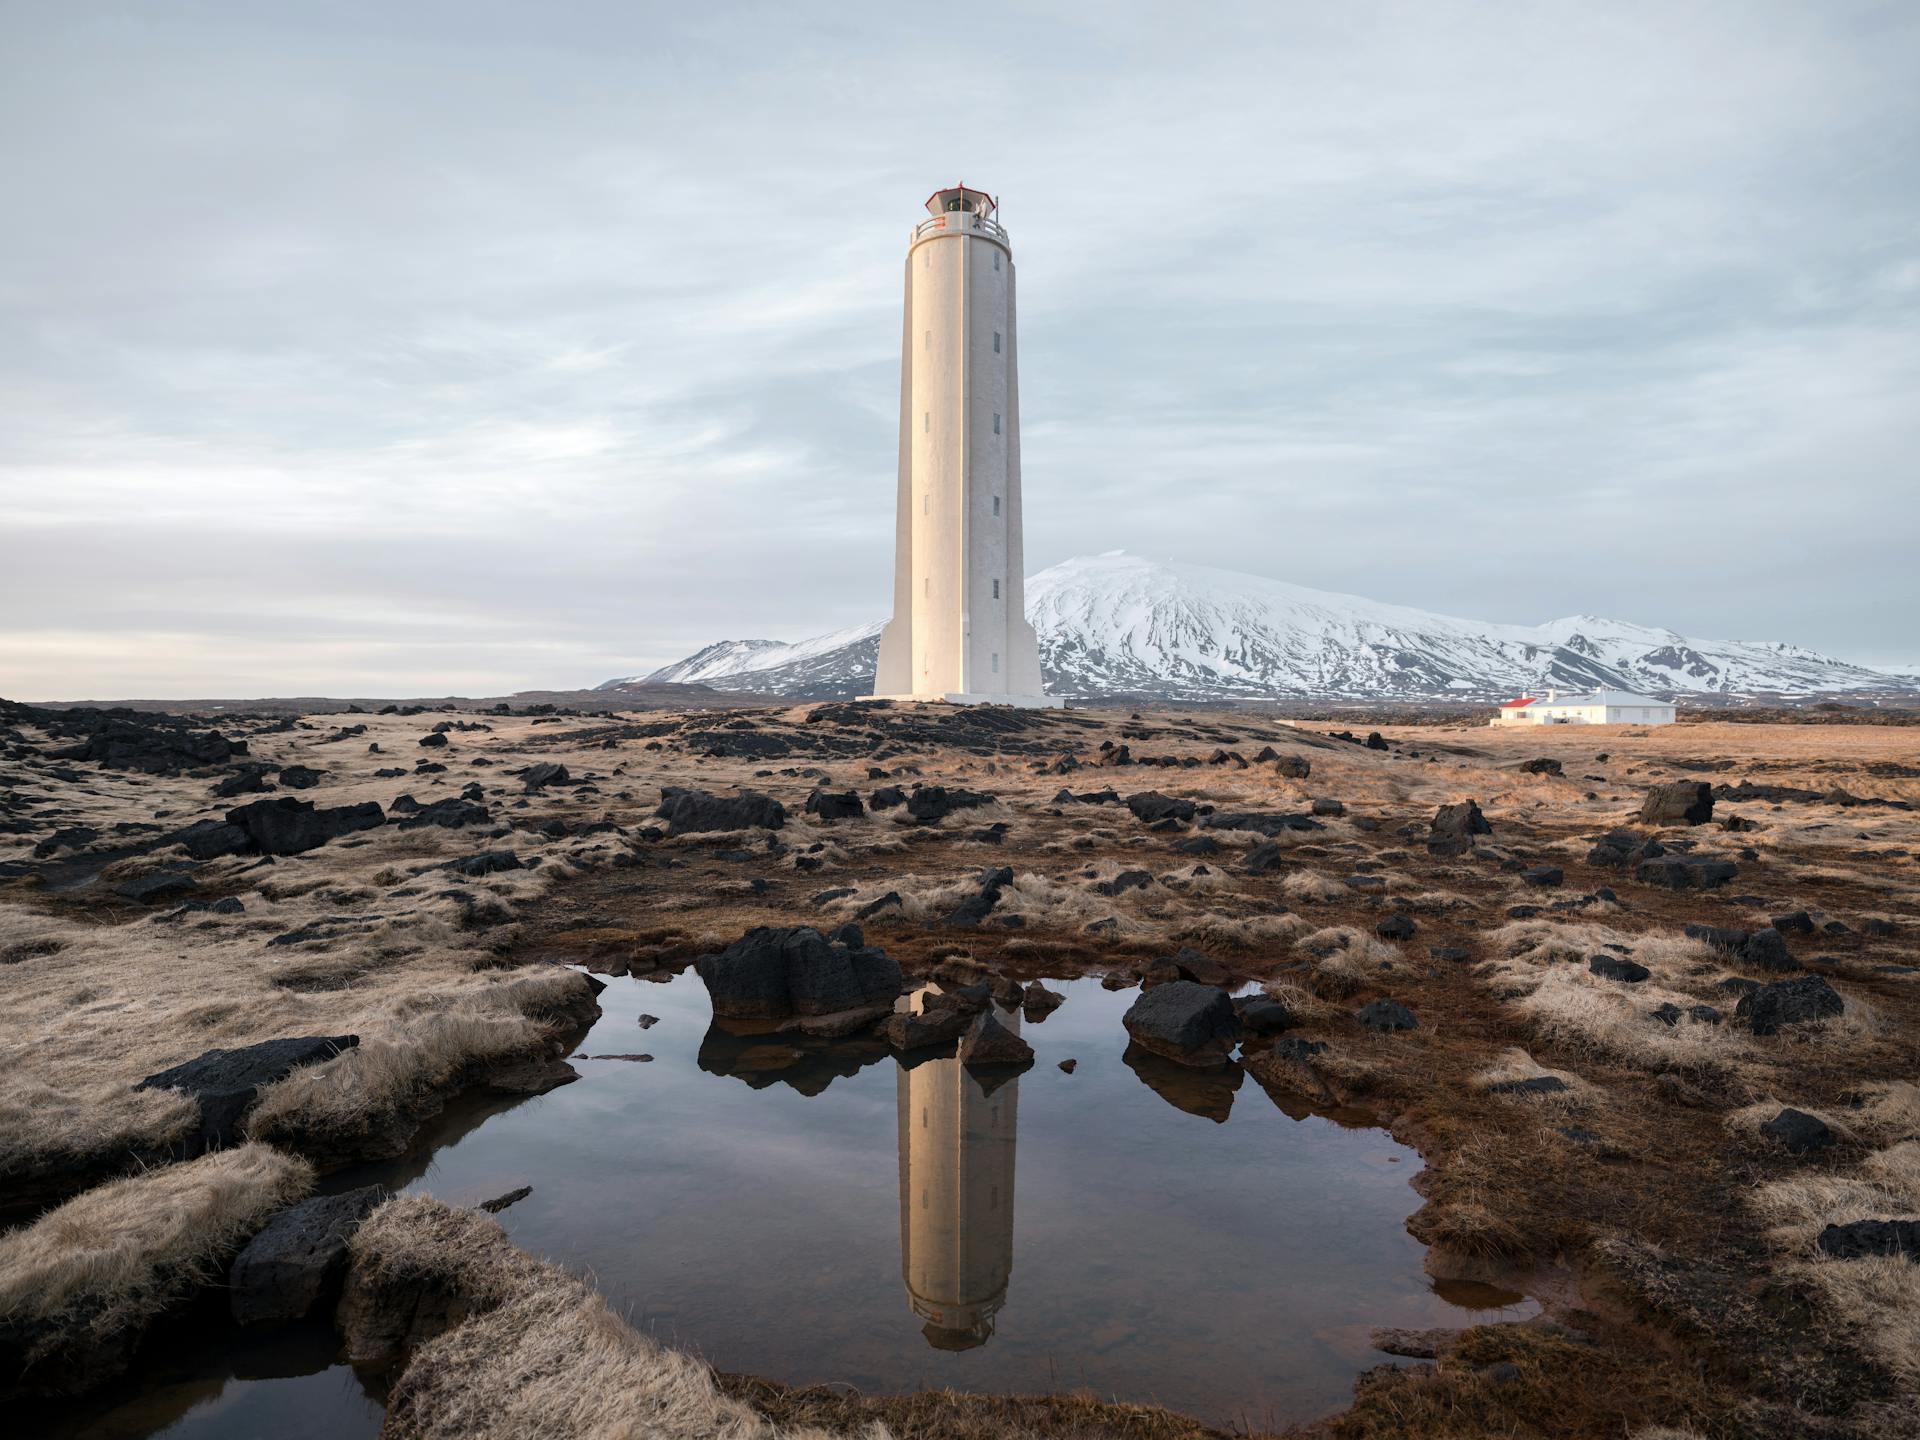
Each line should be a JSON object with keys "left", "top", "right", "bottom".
{"left": 896, "top": 988, "right": 1020, "bottom": 1350}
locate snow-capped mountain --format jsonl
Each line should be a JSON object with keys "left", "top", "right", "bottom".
{"left": 602, "top": 552, "right": 1916, "bottom": 704}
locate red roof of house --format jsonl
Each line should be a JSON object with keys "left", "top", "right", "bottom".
{"left": 1499, "top": 696, "right": 1537, "bottom": 708}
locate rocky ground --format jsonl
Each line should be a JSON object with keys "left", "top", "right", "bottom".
{"left": 1, "top": 694, "right": 1916, "bottom": 1438}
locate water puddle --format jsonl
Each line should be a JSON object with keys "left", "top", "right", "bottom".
{"left": 66, "top": 973, "right": 1532, "bottom": 1435}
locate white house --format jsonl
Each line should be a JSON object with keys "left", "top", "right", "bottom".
{"left": 1492, "top": 688, "right": 1677, "bottom": 726}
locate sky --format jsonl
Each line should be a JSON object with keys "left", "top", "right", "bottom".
{"left": 2, "top": 0, "right": 1917, "bottom": 700}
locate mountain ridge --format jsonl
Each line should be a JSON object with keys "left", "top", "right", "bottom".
{"left": 605, "top": 552, "right": 1917, "bottom": 704}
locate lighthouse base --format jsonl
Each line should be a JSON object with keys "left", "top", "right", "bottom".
{"left": 861, "top": 692, "right": 1063, "bottom": 710}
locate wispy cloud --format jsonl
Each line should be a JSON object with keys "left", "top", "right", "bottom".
{"left": 1, "top": 0, "right": 1916, "bottom": 697}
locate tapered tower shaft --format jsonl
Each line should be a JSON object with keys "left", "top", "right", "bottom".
{"left": 870, "top": 185, "right": 1052, "bottom": 705}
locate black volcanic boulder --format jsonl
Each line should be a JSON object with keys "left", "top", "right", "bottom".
{"left": 392, "top": 798, "right": 489, "bottom": 831}
{"left": 1639, "top": 782, "right": 1714, "bottom": 827}
{"left": 904, "top": 786, "right": 994, "bottom": 824}
{"left": 1759, "top": 1108, "right": 1833, "bottom": 1155}
{"left": 1356, "top": 998, "right": 1418, "bottom": 1033}
{"left": 116, "top": 869, "right": 198, "bottom": 905}
{"left": 229, "top": 1185, "right": 385, "bottom": 1326}
{"left": 169, "top": 818, "right": 252, "bottom": 860}
{"left": 1737, "top": 975, "right": 1845, "bottom": 1036}
{"left": 1816, "top": 1219, "right": 1920, "bottom": 1261}
{"left": 696, "top": 926, "right": 902, "bottom": 1020}
{"left": 869, "top": 786, "right": 906, "bottom": 810}
{"left": 276, "top": 765, "right": 323, "bottom": 790}
{"left": 225, "top": 798, "right": 386, "bottom": 856}
{"left": 1270, "top": 753, "right": 1311, "bottom": 779}
{"left": 657, "top": 787, "right": 786, "bottom": 834}
{"left": 134, "top": 1035, "right": 358, "bottom": 1156}
{"left": 1589, "top": 954, "right": 1651, "bottom": 983}
{"left": 1126, "top": 791, "right": 1196, "bottom": 825}
{"left": 1427, "top": 800, "right": 1491, "bottom": 856}
{"left": 522, "top": 762, "right": 571, "bottom": 791}
{"left": 1203, "top": 810, "right": 1320, "bottom": 837}
{"left": 1636, "top": 855, "right": 1738, "bottom": 890}
{"left": 47, "top": 710, "right": 240, "bottom": 774}
{"left": 1122, "top": 980, "right": 1242, "bottom": 1067}
{"left": 958, "top": 1010, "right": 1034, "bottom": 1068}
{"left": 1588, "top": 829, "right": 1662, "bottom": 868}
{"left": 805, "top": 789, "right": 865, "bottom": 821}
{"left": 945, "top": 866, "right": 1015, "bottom": 928}
{"left": 1519, "top": 758, "right": 1563, "bottom": 776}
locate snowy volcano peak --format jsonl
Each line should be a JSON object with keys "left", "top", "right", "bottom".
{"left": 606, "top": 553, "right": 1913, "bottom": 704}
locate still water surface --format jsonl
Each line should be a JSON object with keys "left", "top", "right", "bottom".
{"left": 67, "top": 972, "right": 1529, "bottom": 1436}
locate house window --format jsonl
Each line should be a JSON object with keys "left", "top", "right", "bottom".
{"left": 993, "top": 579, "right": 1000, "bottom": 599}
{"left": 993, "top": 495, "right": 1000, "bottom": 516}
{"left": 992, "top": 652, "right": 999, "bottom": 674}
{"left": 993, "top": 412, "right": 1001, "bottom": 434}
{"left": 993, "top": 331, "right": 1001, "bottom": 353}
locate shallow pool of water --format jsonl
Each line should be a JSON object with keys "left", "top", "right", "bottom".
{"left": 73, "top": 971, "right": 1530, "bottom": 1435}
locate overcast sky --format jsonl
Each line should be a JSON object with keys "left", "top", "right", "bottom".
{"left": 3, "top": 1, "right": 1916, "bottom": 699}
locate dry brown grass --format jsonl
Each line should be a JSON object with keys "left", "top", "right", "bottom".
{"left": 0, "top": 1144, "right": 310, "bottom": 1383}
{"left": 348, "top": 1194, "right": 868, "bottom": 1440}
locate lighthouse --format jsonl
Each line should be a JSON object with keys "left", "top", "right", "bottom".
{"left": 868, "top": 184, "right": 1054, "bottom": 706}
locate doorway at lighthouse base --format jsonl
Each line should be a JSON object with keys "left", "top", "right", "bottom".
{"left": 83, "top": 972, "right": 1535, "bottom": 1439}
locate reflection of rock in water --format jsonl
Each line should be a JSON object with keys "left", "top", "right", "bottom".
{"left": 1123, "top": 1041, "right": 1242, "bottom": 1123}
{"left": 695, "top": 1020, "right": 890, "bottom": 1096}
{"left": 897, "top": 988, "right": 1019, "bottom": 1351}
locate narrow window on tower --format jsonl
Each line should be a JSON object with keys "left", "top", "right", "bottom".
{"left": 993, "top": 495, "right": 1001, "bottom": 516}
{"left": 922, "top": 577, "right": 928, "bottom": 597}
{"left": 993, "top": 331, "right": 1001, "bottom": 353}
{"left": 992, "top": 652, "right": 1000, "bottom": 674}
{"left": 993, "top": 412, "right": 1001, "bottom": 434}
{"left": 993, "top": 251, "right": 1000, "bottom": 271}
{"left": 924, "top": 329, "right": 930, "bottom": 350}
{"left": 921, "top": 493, "right": 928, "bottom": 515}
{"left": 992, "top": 579, "right": 1000, "bottom": 599}
{"left": 923, "top": 411, "right": 929, "bottom": 433}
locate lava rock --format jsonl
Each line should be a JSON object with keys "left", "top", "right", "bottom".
{"left": 805, "top": 789, "right": 865, "bottom": 821}
{"left": 903, "top": 786, "right": 995, "bottom": 824}
{"left": 1816, "top": 1219, "right": 1920, "bottom": 1261}
{"left": 1125, "top": 791, "right": 1196, "bottom": 825}
{"left": 695, "top": 926, "right": 902, "bottom": 1020}
{"left": 1427, "top": 800, "right": 1492, "bottom": 857}
{"left": 277, "top": 765, "right": 323, "bottom": 790}
{"left": 1519, "top": 865, "right": 1564, "bottom": 888}
{"left": 1639, "top": 781, "right": 1714, "bottom": 827}
{"left": 1519, "top": 757, "right": 1563, "bottom": 776}
{"left": 522, "top": 763, "right": 570, "bottom": 791}
{"left": 1093, "top": 869, "right": 1152, "bottom": 897}
{"left": 656, "top": 787, "right": 786, "bottom": 834}
{"left": 1760, "top": 1108, "right": 1834, "bottom": 1154}
{"left": 229, "top": 1186, "right": 385, "bottom": 1326}
{"left": 1121, "top": 981, "right": 1242, "bottom": 1066}
{"left": 1635, "top": 855, "right": 1739, "bottom": 890}
{"left": 958, "top": 1010, "right": 1034, "bottom": 1068}
{"left": 134, "top": 1035, "right": 359, "bottom": 1155}
{"left": 1737, "top": 975, "right": 1845, "bottom": 1036}
{"left": 394, "top": 798, "right": 490, "bottom": 831}
{"left": 1588, "top": 954, "right": 1651, "bottom": 983}
{"left": 225, "top": 797, "right": 386, "bottom": 856}
{"left": 944, "top": 866, "right": 1015, "bottom": 927}
{"left": 417, "top": 731, "right": 448, "bottom": 749}
{"left": 1375, "top": 914, "right": 1416, "bottom": 942}
{"left": 445, "top": 850, "right": 522, "bottom": 877}
{"left": 1356, "top": 998, "right": 1418, "bottom": 1032}
{"left": 116, "top": 869, "right": 198, "bottom": 905}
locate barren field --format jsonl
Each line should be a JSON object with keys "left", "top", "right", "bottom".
{"left": 2, "top": 697, "right": 1917, "bottom": 1439}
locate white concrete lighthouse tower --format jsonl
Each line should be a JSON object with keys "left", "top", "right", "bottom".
{"left": 869, "top": 184, "right": 1053, "bottom": 706}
